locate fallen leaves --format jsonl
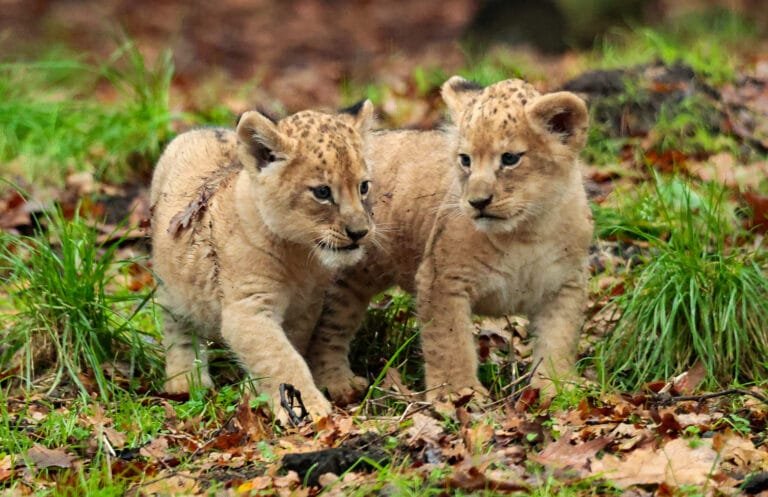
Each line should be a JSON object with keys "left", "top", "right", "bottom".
{"left": 593, "top": 438, "right": 718, "bottom": 488}
{"left": 532, "top": 433, "right": 611, "bottom": 474}
{"left": 26, "top": 444, "right": 76, "bottom": 469}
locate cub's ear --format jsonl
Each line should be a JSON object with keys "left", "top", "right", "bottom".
{"left": 338, "top": 99, "right": 375, "bottom": 134}
{"left": 236, "top": 110, "right": 293, "bottom": 170}
{"left": 441, "top": 75, "right": 483, "bottom": 119}
{"left": 525, "top": 92, "right": 589, "bottom": 151}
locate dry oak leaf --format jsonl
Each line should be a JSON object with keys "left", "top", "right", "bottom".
{"left": 530, "top": 433, "right": 611, "bottom": 474}
{"left": 447, "top": 462, "right": 529, "bottom": 493}
{"left": 26, "top": 444, "right": 75, "bottom": 469}
{"left": 140, "top": 437, "right": 170, "bottom": 461}
{"left": 406, "top": 412, "right": 445, "bottom": 446}
{"left": 716, "top": 434, "right": 768, "bottom": 473}
{"left": 591, "top": 438, "right": 718, "bottom": 489}
{"left": 139, "top": 471, "right": 199, "bottom": 496}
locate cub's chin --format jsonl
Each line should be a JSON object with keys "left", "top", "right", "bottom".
{"left": 471, "top": 213, "right": 522, "bottom": 234}
{"left": 317, "top": 245, "right": 365, "bottom": 269}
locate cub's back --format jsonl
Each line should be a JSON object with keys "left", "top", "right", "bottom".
{"left": 150, "top": 128, "right": 239, "bottom": 211}
{"left": 150, "top": 128, "right": 242, "bottom": 329}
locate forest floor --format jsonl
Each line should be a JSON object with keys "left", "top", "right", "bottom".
{"left": 1, "top": 4, "right": 768, "bottom": 496}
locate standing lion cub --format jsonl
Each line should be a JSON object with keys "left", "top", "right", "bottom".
{"left": 308, "top": 77, "right": 593, "bottom": 403}
{"left": 150, "top": 102, "right": 375, "bottom": 421}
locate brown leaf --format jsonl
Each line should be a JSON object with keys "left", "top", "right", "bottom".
{"left": 406, "top": 412, "right": 444, "bottom": 446}
{"left": 0, "top": 191, "right": 31, "bottom": 230}
{"left": 0, "top": 455, "right": 14, "bottom": 483}
{"left": 514, "top": 388, "right": 539, "bottom": 412}
{"left": 26, "top": 444, "right": 75, "bottom": 469}
{"left": 139, "top": 471, "right": 199, "bottom": 495}
{"left": 139, "top": 437, "right": 170, "bottom": 461}
{"left": 103, "top": 427, "right": 127, "bottom": 449}
{"left": 672, "top": 361, "right": 707, "bottom": 395}
{"left": 381, "top": 367, "right": 414, "bottom": 397}
{"left": 744, "top": 191, "right": 768, "bottom": 233}
{"left": 531, "top": 433, "right": 611, "bottom": 475}
{"left": 234, "top": 395, "right": 270, "bottom": 441}
{"left": 716, "top": 433, "right": 768, "bottom": 473}
{"left": 447, "top": 464, "right": 529, "bottom": 492}
{"left": 591, "top": 438, "right": 718, "bottom": 488}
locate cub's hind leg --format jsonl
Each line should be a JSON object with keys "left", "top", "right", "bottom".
{"left": 308, "top": 275, "right": 379, "bottom": 406}
{"left": 161, "top": 310, "right": 214, "bottom": 394}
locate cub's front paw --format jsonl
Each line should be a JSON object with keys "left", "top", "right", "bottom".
{"left": 163, "top": 371, "right": 214, "bottom": 394}
{"left": 272, "top": 386, "right": 333, "bottom": 427}
{"left": 323, "top": 374, "right": 369, "bottom": 406}
{"left": 313, "top": 366, "right": 369, "bottom": 406}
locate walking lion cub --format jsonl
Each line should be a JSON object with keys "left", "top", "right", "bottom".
{"left": 151, "top": 102, "right": 375, "bottom": 421}
{"left": 308, "top": 77, "right": 592, "bottom": 403}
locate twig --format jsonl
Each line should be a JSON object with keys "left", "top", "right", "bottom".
{"left": 482, "top": 358, "right": 542, "bottom": 409}
{"left": 653, "top": 388, "right": 768, "bottom": 406}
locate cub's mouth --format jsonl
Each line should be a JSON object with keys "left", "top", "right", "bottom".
{"left": 474, "top": 213, "right": 506, "bottom": 221}
{"left": 318, "top": 241, "right": 360, "bottom": 252}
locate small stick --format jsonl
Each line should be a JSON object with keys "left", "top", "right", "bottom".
{"left": 653, "top": 388, "right": 768, "bottom": 406}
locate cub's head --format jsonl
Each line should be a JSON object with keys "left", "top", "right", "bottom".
{"left": 236, "top": 101, "right": 375, "bottom": 269}
{"left": 441, "top": 76, "right": 588, "bottom": 233}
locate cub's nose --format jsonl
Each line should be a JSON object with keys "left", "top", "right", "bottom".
{"left": 345, "top": 227, "right": 369, "bottom": 242}
{"left": 469, "top": 195, "right": 493, "bottom": 210}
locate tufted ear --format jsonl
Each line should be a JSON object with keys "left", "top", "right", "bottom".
{"left": 441, "top": 75, "right": 483, "bottom": 120}
{"left": 236, "top": 110, "right": 293, "bottom": 171}
{"left": 525, "top": 92, "right": 589, "bottom": 151}
{"left": 338, "top": 99, "right": 375, "bottom": 134}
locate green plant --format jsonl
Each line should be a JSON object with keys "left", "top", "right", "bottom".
{"left": 597, "top": 176, "right": 768, "bottom": 389}
{"left": 0, "top": 207, "right": 163, "bottom": 399}
{"left": 0, "top": 40, "right": 174, "bottom": 184}
{"left": 594, "top": 9, "right": 757, "bottom": 85}
{"left": 350, "top": 290, "right": 423, "bottom": 390}
{"left": 653, "top": 96, "right": 739, "bottom": 156}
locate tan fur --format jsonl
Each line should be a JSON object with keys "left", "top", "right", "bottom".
{"left": 308, "top": 78, "right": 593, "bottom": 403}
{"left": 150, "top": 102, "right": 375, "bottom": 422}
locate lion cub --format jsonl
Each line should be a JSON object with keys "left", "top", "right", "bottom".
{"left": 150, "top": 102, "right": 375, "bottom": 420}
{"left": 308, "top": 78, "right": 592, "bottom": 403}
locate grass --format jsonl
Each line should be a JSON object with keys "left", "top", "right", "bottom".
{"left": 596, "top": 176, "right": 768, "bottom": 390}
{"left": 0, "top": 40, "right": 175, "bottom": 185}
{"left": 594, "top": 8, "right": 759, "bottom": 86}
{"left": 1, "top": 11, "right": 767, "bottom": 496}
{"left": 0, "top": 206, "right": 163, "bottom": 400}
{"left": 350, "top": 290, "right": 423, "bottom": 393}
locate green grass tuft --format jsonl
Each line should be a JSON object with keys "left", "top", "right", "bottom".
{"left": 0, "top": 40, "right": 174, "bottom": 185}
{"left": 595, "top": 9, "right": 757, "bottom": 86}
{"left": 0, "top": 207, "right": 163, "bottom": 399}
{"left": 597, "top": 176, "right": 768, "bottom": 390}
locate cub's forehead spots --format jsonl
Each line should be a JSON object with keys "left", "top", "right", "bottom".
{"left": 280, "top": 111, "right": 365, "bottom": 175}
{"left": 458, "top": 79, "right": 541, "bottom": 148}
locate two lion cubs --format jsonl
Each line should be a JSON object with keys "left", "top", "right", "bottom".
{"left": 150, "top": 76, "right": 593, "bottom": 420}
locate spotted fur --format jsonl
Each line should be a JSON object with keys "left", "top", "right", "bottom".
{"left": 308, "top": 77, "right": 593, "bottom": 403}
{"left": 150, "top": 102, "right": 375, "bottom": 423}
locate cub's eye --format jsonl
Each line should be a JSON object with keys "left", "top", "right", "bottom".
{"left": 459, "top": 154, "right": 472, "bottom": 168}
{"left": 360, "top": 180, "right": 371, "bottom": 195}
{"left": 501, "top": 152, "right": 523, "bottom": 167}
{"left": 311, "top": 185, "right": 333, "bottom": 201}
